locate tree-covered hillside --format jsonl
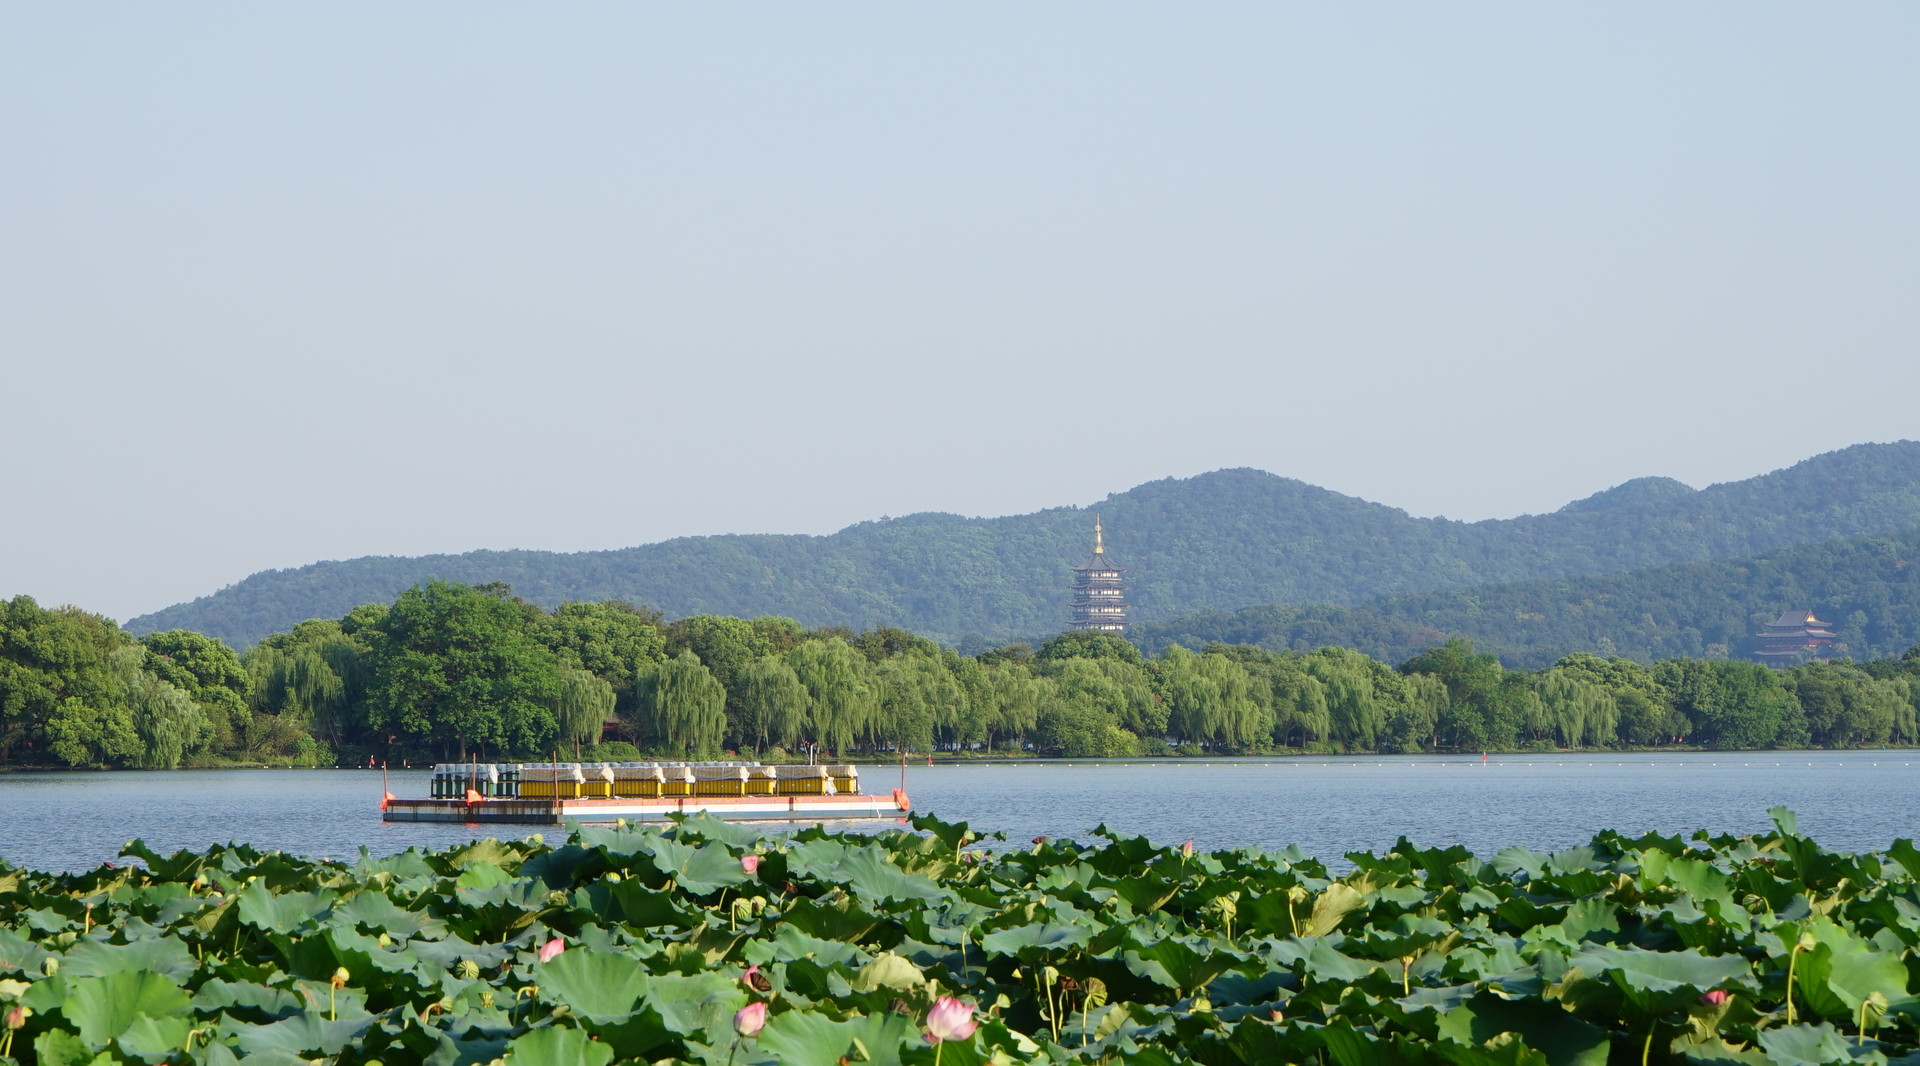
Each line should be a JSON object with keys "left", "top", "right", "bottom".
{"left": 127, "top": 441, "right": 1920, "bottom": 649}
{"left": 1134, "top": 529, "right": 1920, "bottom": 668}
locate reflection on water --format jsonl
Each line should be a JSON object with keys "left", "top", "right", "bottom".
{"left": 3, "top": 752, "right": 1918, "bottom": 873}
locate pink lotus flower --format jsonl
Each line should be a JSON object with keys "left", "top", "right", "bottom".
{"left": 925, "top": 997, "right": 978, "bottom": 1043}
{"left": 538, "top": 937, "right": 565, "bottom": 963}
{"left": 1701, "top": 990, "right": 1730, "bottom": 1006}
{"left": 734, "top": 1001, "right": 767, "bottom": 1036}
{"left": 741, "top": 854, "right": 761, "bottom": 875}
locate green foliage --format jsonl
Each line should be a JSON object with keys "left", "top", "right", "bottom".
{"left": 10, "top": 813, "right": 1920, "bottom": 1063}
{"left": 363, "top": 580, "right": 562, "bottom": 759}
{"left": 634, "top": 651, "right": 727, "bottom": 758}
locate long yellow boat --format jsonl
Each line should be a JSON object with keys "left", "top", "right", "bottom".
{"left": 381, "top": 761, "right": 911, "bottom": 825}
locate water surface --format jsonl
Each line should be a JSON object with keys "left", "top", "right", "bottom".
{"left": 3, "top": 752, "right": 1916, "bottom": 873}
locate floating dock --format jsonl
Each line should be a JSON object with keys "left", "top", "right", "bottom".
{"left": 382, "top": 760, "right": 910, "bottom": 825}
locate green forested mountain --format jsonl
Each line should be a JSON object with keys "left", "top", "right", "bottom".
{"left": 1134, "top": 529, "right": 1920, "bottom": 668}
{"left": 128, "top": 441, "right": 1920, "bottom": 649}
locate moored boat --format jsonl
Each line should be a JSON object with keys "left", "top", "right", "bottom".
{"left": 381, "top": 760, "right": 910, "bottom": 824}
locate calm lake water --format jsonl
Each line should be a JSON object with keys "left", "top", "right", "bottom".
{"left": 3, "top": 752, "right": 1917, "bottom": 873}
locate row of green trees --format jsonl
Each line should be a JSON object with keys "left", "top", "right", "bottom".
{"left": 6, "top": 582, "right": 1920, "bottom": 768}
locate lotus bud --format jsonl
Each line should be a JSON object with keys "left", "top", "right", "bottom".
{"left": 1270, "top": 1009, "right": 1284, "bottom": 1023}
{"left": 538, "top": 937, "right": 565, "bottom": 963}
{"left": 1287, "top": 886, "right": 1309, "bottom": 904}
{"left": 376, "top": 933, "right": 392, "bottom": 948}
{"left": 1192, "top": 996, "right": 1213, "bottom": 1013}
{"left": 604, "top": 872, "right": 622, "bottom": 884}
{"left": 1042, "top": 966, "right": 1059, "bottom": 987}
{"left": 5, "top": 1005, "right": 29, "bottom": 1029}
{"left": 1796, "top": 933, "right": 1818, "bottom": 953}
{"left": 1701, "top": 990, "right": 1729, "bottom": 1006}
{"left": 751, "top": 897, "right": 767, "bottom": 915}
{"left": 40, "top": 957, "right": 58, "bottom": 977}
{"left": 734, "top": 1001, "right": 768, "bottom": 1037}
{"left": 331, "top": 968, "right": 350, "bottom": 989}
{"left": 742, "top": 854, "right": 762, "bottom": 875}
{"left": 1181, "top": 839, "right": 1195, "bottom": 858}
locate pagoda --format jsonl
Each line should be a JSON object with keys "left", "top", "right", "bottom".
{"left": 1753, "top": 609, "right": 1837, "bottom": 668}
{"left": 1068, "top": 515, "right": 1130, "bottom": 633}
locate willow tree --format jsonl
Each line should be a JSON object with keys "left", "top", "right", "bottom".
{"left": 1158, "top": 646, "right": 1264, "bottom": 750}
{"left": 552, "top": 666, "right": 616, "bottom": 757}
{"left": 870, "top": 650, "right": 961, "bottom": 754}
{"left": 735, "top": 654, "right": 809, "bottom": 752}
{"left": 114, "top": 646, "right": 209, "bottom": 770}
{"left": 635, "top": 651, "right": 725, "bottom": 757}
{"left": 786, "top": 638, "right": 874, "bottom": 757}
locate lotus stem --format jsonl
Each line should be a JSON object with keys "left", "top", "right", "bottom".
{"left": 1641, "top": 1026, "right": 1654, "bottom": 1066}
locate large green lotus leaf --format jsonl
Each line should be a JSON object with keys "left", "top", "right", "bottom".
{"left": 1123, "top": 936, "right": 1245, "bottom": 993}
{"left": 1271, "top": 937, "right": 1389, "bottom": 986}
{"left": 535, "top": 948, "right": 649, "bottom": 1021}
{"left": 607, "top": 878, "right": 702, "bottom": 929}
{"left": 979, "top": 920, "right": 1092, "bottom": 960}
{"left": 1490, "top": 846, "right": 1551, "bottom": 881}
{"left": 910, "top": 812, "right": 978, "bottom": 852}
{"left": 118, "top": 1012, "right": 196, "bottom": 1064}
{"left": 33, "top": 1029, "right": 94, "bottom": 1066}
{"left": 500, "top": 1026, "right": 614, "bottom": 1066}
{"left": 824, "top": 849, "right": 946, "bottom": 906}
{"left": 455, "top": 860, "right": 513, "bottom": 892}
{"left": 193, "top": 978, "right": 304, "bottom": 1022}
{"left": 332, "top": 889, "right": 448, "bottom": 940}
{"left": 667, "top": 841, "right": 757, "bottom": 897}
{"left": 1432, "top": 990, "right": 1609, "bottom": 1066}
{"left": 668, "top": 812, "right": 768, "bottom": 849}
{"left": 0, "top": 926, "right": 52, "bottom": 974}
{"left": 62, "top": 971, "right": 192, "bottom": 1048}
{"left": 752, "top": 921, "right": 870, "bottom": 969}
{"left": 852, "top": 952, "right": 926, "bottom": 993}
{"left": 1798, "top": 940, "right": 1911, "bottom": 1019}
{"left": 235, "top": 880, "right": 331, "bottom": 934}
{"left": 441, "top": 838, "right": 526, "bottom": 874}
{"left": 1567, "top": 946, "right": 1748, "bottom": 1014}
{"left": 517, "top": 841, "right": 599, "bottom": 889}
{"left": 60, "top": 936, "right": 190, "bottom": 985}
{"left": 645, "top": 972, "right": 753, "bottom": 1047}
{"left": 1320, "top": 1018, "right": 1429, "bottom": 1066}
{"left": 226, "top": 1011, "right": 377, "bottom": 1056}
{"left": 780, "top": 896, "right": 885, "bottom": 943}
{"left": 407, "top": 932, "right": 516, "bottom": 973}
{"left": 753, "top": 1009, "right": 915, "bottom": 1066}
{"left": 1754, "top": 1022, "right": 1873, "bottom": 1065}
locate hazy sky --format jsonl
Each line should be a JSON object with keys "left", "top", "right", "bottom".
{"left": 5, "top": 5, "right": 1916, "bottom": 624}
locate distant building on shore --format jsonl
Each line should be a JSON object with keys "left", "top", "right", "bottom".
{"left": 1753, "top": 609, "right": 1837, "bottom": 668}
{"left": 1068, "top": 516, "right": 1130, "bottom": 633}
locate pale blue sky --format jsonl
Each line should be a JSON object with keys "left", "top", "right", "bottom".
{"left": 4, "top": 5, "right": 1916, "bottom": 623}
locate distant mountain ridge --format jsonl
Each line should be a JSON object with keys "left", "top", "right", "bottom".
{"left": 127, "top": 441, "right": 1920, "bottom": 649}
{"left": 1132, "top": 527, "right": 1920, "bottom": 669}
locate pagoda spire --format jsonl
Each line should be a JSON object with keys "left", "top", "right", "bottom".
{"left": 1068, "top": 515, "right": 1129, "bottom": 633}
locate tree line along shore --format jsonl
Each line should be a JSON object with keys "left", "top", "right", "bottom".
{"left": 4, "top": 580, "right": 1919, "bottom": 770}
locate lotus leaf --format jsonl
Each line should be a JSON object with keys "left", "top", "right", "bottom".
{"left": 500, "top": 1025, "right": 615, "bottom": 1066}
{"left": 980, "top": 921, "right": 1092, "bottom": 960}
{"left": 1433, "top": 989, "right": 1609, "bottom": 1066}
{"left": 753, "top": 1009, "right": 916, "bottom": 1066}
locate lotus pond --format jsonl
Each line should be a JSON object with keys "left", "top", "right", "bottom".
{"left": 5, "top": 809, "right": 1920, "bottom": 1065}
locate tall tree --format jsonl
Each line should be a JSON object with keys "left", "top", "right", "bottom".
{"left": 786, "top": 638, "right": 875, "bottom": 756}
{"left": 363, "top": 581, "right": 562, "bottom": 759}
{"left": 635, "top": 651, "right": 726, "bottom": 757}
